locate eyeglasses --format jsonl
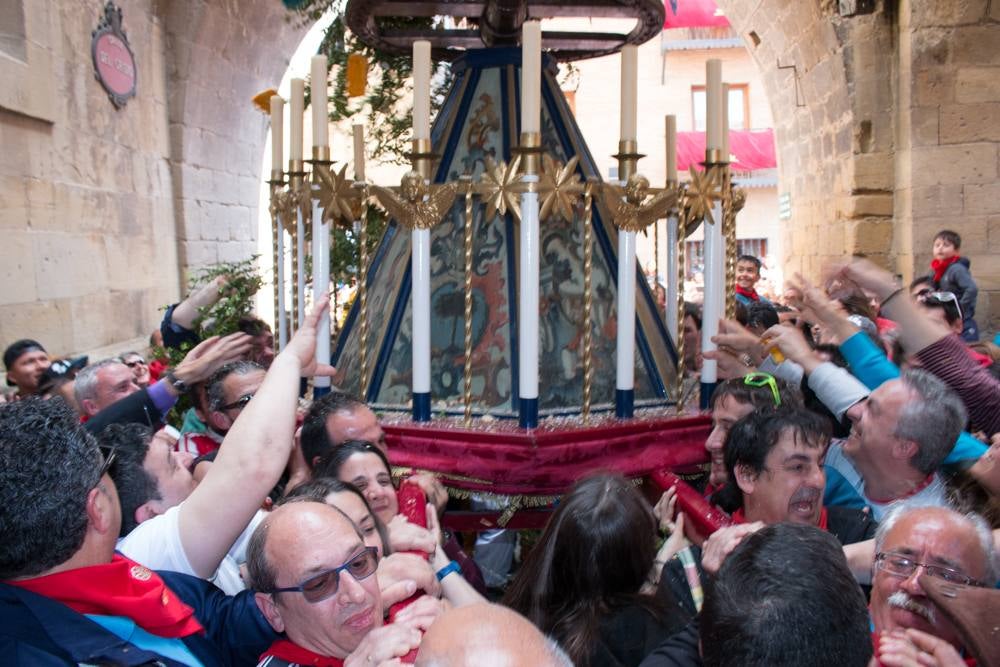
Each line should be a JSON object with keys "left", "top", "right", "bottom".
{"left": 743, "top": 372, "right": 781, "bottom": 407}
{"left": 219, "top": 393, "right": 254, "bottom": 412}
{"left": 875, "top": 552, "right": 983, "bottom": 588}
{"left": 917, "top": 291, "right": 962, "bottom": 322}
{"left": 268, "top": 547, "right": 379, "bottom": 603}
{"left": 123, "top": 359, "right": 147, "bottom": 369}
{"left": 97, "top": 445, "right": 117, "bottom": 479}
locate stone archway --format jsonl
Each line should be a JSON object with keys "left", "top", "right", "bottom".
{"left": 717, "top": 0, "right": 1000, "bottom": 331}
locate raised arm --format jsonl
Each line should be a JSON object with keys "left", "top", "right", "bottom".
{"left": 178, "top": 298, "right": 336, "bottom": 577}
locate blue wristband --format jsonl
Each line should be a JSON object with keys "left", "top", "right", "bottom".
{"left": 435, "top": 560, "right": 461, "bottom": 581}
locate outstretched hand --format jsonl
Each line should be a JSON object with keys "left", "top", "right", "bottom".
{"left": 174, "top": 332, "right": 252, "bottom": 385}
{"left": 283, "top": 295, "right": 338, "bottom": 379}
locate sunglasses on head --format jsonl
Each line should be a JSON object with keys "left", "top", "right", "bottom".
{"left": 917, "top": 290, "right": 962, "bottom": 322}
{"left": 97, "top": 445, "right": 117, "bottom": 479}
{"left": 267, "top": 546, "right": 379, "bottom": 603}
{"left": 743, "top": 371, "right": 781, "bottom": 407}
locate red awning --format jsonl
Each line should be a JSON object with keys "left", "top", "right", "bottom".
{"left": 663, "top": 0, "right": 730, "bottom": 28}
{"left": 676, "top": 130, "right": 776, "bottom": 172}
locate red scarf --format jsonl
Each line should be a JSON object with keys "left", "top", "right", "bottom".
{"left": 260, "top": 639, "right": 345, "bottom": 666}
{"left": 735, "top": 285, "right": 760, "bottom": 302}
{"left": 7, "top": 554, "right": 203, "bottom": 638}
{"left": 931, "top": 255, "right": 960, "bottom": 284}
{"left": 730, "top": 507, "right": 829, "bottom": 531}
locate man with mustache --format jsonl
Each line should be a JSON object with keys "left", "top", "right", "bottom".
{"left": 870, "top": 502, "right": 997, "bottom": 661}
{"left": 664, "top": 406, "right": 876, "bottom": 616}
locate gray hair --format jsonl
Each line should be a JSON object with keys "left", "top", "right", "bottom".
{"left": 206, "top": 360, "right": 265, "bottom": 411}
{"left": 874, "top": 498, "right": 998, "bottom": 587}
{"left": 73, "top": 358, "right": 125, "bottom": 406}
{"left": 894, "top": 369, "right": 967, "bottom": 474}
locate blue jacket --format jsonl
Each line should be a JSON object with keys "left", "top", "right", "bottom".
{"left": 0, "top": 569, "right": 277, "bottom": 666}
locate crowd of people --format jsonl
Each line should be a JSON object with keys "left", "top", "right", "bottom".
{"left": 1, "top": 229, "right": 999, "bottom": 666}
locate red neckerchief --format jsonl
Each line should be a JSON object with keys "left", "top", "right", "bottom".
{"left": 7, "top": 554, "right": 203, "bottom": 638}
{"left": 735, "top": 285, "right": 760, "bottom": 302}
{"left": 730, "top": 507, "right": 829, "bottom": 531}
{"left": 260, "top": 639, "right": 345, "bottom": 666}
{"left": 931, "top": 255, "right": 960, "bottom": 283}
{"left": 866, "top": 474, "right": 934, "bottom": 505}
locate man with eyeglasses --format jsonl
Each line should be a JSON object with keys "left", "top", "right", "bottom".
{"left": 175, "top": 360, "right": 267, "bottom": 457}
{"left": 247, "top": 501, "right": 443, "bottom": 666}
{"left": 870, "top": 501, "right": 997, "bottom": 659}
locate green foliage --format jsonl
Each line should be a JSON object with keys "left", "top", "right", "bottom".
{"left": 288, "top": 0, "right": 453, "bottom": 163}
{"left": 154, "top": 257, "right": 264, "bottom": 370}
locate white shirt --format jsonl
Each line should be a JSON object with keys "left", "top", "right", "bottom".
{"left": 117, "top": 504, "right": 265, "bottom": 595}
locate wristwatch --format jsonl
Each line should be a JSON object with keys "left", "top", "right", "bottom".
{"left": 164, "top": 370, "right": 190, "bottom": 394}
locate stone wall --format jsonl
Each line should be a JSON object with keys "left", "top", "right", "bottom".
{"left": 0, "top": 0, "right": 178, "bottom": 358}
{"left": 0, "top": 0, "right": 307, "bottom": 361}
{"left": 721, "top": 0, "right": 1000, "bottom": 333}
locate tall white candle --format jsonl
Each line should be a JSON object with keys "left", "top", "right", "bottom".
{"left": 666, "top": 217, "right": 679, "bottom": 343}
{"left": 290, "top": 78, "right": 304, "bottom": 161}
{"left": 312, "top": 199, "right": 331, "bottom": 388}
{"left": 701, "top": 203, "right": 724, "bottom": 385}
{"left": 412, "top": 41, "right": 431, "bottom": 140}
{"left": 270, "top": 96, "right": 284, "bottom": 171}
{"left": 705, "top": 60, "right": 723, "bottom": 152}
{"left": 721, "top": 83, "right": 730, "bottom": 160}
{"left": 521, "top": 21, "right": 541, "bottom": 134}
{"left": 620, "top": 45, "right": 638, "bottom": 142}
{"left": 665, "top": 115, "right": 677, "bottom": 182}
{"left": 617, "top": 231, "right": 637, "bottom": 392}
{"left": 352, "top": 124, "right": 366, "bottom": 181}
{"left": 519, "top": 185, "right": 540, "bottom": 406}
{"left": 277, "top": 227, "right": 287, "bottom": 349}
{"left": 297, "top": 210, "right": 306, "bottom": 327}
{"left": 412, "top": 229, "right": 432, "bottom": 396}
{"left": 311, "top": 56, "right": 329, "bottom": 149}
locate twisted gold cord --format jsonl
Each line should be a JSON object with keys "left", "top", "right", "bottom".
{"left": 463, "top": 181, "right": 475, "bottom": 427}
{"left": 675, "top": 206, "right": 687, "bottom": 414}
{"left": 359, "top": 207, "right": 370, "bottom": 399}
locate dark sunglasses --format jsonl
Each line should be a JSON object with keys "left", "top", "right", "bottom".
{"left": 267, "top": 546, "right": 379, "bottom": 603}
{"left": 123, "top": 359, "right": 147, "bottom": 368}
{"left": 219, "top": 393, "right": 254, "bottom": 412}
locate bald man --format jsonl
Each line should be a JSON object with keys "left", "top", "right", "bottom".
{"left": 247, "top": 501, "right": 442, "bottom": 666}
{"left": 415, "top": 603, "right": 572, "bottom": 667}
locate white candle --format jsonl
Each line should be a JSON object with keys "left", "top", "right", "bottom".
{"left": 290, "top": 78, "right": 304, "bottom": 161}
{"left": 721, "top": 83, "right": 730, "bottom": 160}
{"left": 521, "top": 21, "right": 541, "bottom": 134}
{"left": 312, "top": 199, "right": 331, "bottom": 388}
{"left": 666, "top": 217, "right": 679, "bottom": 343}
{"left": 705, "top": 60, "right": 723, "bottom": 152}
{"left": 352, "top": 124, "right": 366, "bottom": 181}
{"left": 311, "top": 56, "right": 329, "bottom": 149}
{"left": 665, "top": 115, "right": 677, "bottom": 182}
{"left": 617, "top": 231, "right": 636, "bottom": 392}
{"left": 701, "top": 202, "right": 724, "bottom": 385}
{"left": 412, "top": 228, "right": 431, "bottom": 394}
{"left": 412, "top": 41, "right": 431, "bottom": 140}
{"left": 270, "top": 96, "right": 284, "bottom": 170}
{"left": 519, "top": 183, "right": 540, "bottom": 408}
{"left": 620, "top": 45, "right": 638, "bottom": 142}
